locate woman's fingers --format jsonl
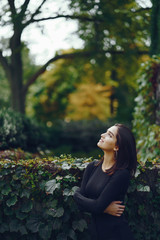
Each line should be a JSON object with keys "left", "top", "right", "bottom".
{"left": 114, "top": 201, "right": 123, "bottom": 204}
{"left": 116, "top": 204, "right": 125, "bottom": 216}
{"left": 103, "top": 201, "right": 125, "bottom": 216}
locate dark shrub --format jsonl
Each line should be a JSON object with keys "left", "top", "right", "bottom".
{"left": 0, "top": 108, "right": 48, "bottom": 152}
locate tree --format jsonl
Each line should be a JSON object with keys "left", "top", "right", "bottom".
{"left": 26, "top": 50, "right": 83, "bottom": 122}
{"left": 150, "top": 0, "right": 160, "bottom": 125}
{"left": 27, "top": 49, "right": 147, "bottom": 124}
{"left": 0, "top": 0, "right": 150, "bottom": 114}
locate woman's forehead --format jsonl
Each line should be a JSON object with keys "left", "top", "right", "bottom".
{"left": 107, "top": 126, "right": 118, "bottom": 136}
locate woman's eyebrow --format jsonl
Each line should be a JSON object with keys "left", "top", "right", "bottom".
{"left": 108, "top": 130, "right": 114, "bottom": 136}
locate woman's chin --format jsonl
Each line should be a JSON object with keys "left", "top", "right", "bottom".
{"left": 97, "top": 142, "right": 102, "bottom": 148}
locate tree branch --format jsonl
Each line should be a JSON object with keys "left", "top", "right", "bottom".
{"left": 23, "top": 0, "right": 48, "bottom": 27}
{"left": 23, "top": 51, "right": 93, "bottom": 94}
{"left": 8, "top": 0, "right": 16, "bottom": 16}
{"left": 25, "top": 14, "right": 103, "bottom": 26}
{"left": 20, "top": 0, "right": 30, "bottom": 17}
{"left": 23, "top": 49, "right": 149, "bottom": 94}
{"left": 24, "top": 6, "right": 152, "bottom": 26}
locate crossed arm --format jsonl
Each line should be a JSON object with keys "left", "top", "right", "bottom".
{"left": 104, "top": 200, "right": 125, "bottom": 216}
{"left": 74, "top": 162, "right": 129, "bottom": 216}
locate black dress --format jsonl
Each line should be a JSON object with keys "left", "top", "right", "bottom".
{"left": 73, "top": 160, "right": 135, "bottom": 240}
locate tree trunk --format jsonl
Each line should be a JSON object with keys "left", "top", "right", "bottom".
{"left": 9, "top": 74, "right": 25, "bottom": 114}
{"left": 9, "top": 29, "right": 25, "bottom": 114}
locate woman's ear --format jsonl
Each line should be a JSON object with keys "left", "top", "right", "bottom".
{"left": 114, "top": 146, "right": 119, "bottom": 151}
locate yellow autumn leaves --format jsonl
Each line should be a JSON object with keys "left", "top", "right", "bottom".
{"left": 66, "top": 83, "right": 118, "bottom": 121}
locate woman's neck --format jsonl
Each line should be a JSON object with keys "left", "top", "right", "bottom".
{"left": 102, "top": 151, "right": 115, "bottom": 170}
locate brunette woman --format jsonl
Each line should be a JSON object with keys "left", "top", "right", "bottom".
{"left": 73, "top": 124, "right": 137, "bottom": 240}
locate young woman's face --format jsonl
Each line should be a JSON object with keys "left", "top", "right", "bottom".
{"left": 97, "top": 126, "right": 118, "bottom": 152}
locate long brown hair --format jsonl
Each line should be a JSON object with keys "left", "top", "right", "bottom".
{"left": 97, "top": 124, "right": 137, "bottom": 176}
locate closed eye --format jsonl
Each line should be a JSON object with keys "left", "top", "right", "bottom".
{"left": 107, "top": 132, "right": 112, "bottom": 138}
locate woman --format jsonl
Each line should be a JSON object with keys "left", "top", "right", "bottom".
{"left": 73, "top": 124, "right": 137, "bottom": 240}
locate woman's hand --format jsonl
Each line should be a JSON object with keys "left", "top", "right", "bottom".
{"left": 104, "top": 201, "right": 125, "bottom": 217}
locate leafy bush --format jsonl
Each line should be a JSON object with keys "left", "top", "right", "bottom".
{"left": 0, "top": 154, "right": 159, "bottom": 240}
{"left": 126, "top": 167, "right": 160, "bottom": 240}
{"left": 0, "top": 155, "right": 91, "bottom": 240}
{"left": 0, "top": 109, "right": 48, "bottom": 152}
{"left": 133, "top": 57, "right": 160, "bottom": 167}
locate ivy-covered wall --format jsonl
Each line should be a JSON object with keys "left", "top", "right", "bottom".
{"left": 0, "top": 154, "right": 159, "bottom": 240}
{"left": 133, "top": 57, "right": 160, "bottom": 167}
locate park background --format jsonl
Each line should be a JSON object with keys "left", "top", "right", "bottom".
{"left": 0, "top": 0, "right": 160, "bottom": 239}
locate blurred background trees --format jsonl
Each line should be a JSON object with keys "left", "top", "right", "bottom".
{"left": 1, "top": 0, "right": 159, "bottom": 159}
{"left": 0, "top": 0, "right": 150, "bottom": 120}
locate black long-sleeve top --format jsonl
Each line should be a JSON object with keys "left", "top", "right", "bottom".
{"left": 74, "top": 160, "right": 135, "bottom": 240}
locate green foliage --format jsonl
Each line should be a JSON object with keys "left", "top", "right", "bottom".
{"left": 150, "top": 0, "right": 160, "bottom": 55}
{"left": 0, "top": 155, "right": 91, "bottom": 240}
{"left": 70, "top": 0, "right": 150, "bottom": 53}
{"left": 68, "top": 0, "right": 151, "bottom": 122}
{"left": 0, "top": 0, "right": 150, "bottom": 117}
{"left": 132, "top": 57, "right": 160, "bottom": 166}
{"left": 126, "top": 168, "right": 160, "bottom": 240}
{"left": 0, "top": 109, "right": 48, "bottom": 152}
{"left": 26, "top": 53, "right": 81, "bottom": 121}
{"left": 0, "top": 154, "right": 159, "bottom": 240}
{"left": 27, "top": 48, "right": 143, "bottom": 124}
{"left": 0, "top": 66, "right": 10, "bottom": 108}
{"left": 25, "top": 0, "right": 151, "bottom": 123}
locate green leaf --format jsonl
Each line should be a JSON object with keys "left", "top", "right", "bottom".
{"left": 0, "top": 194, "right": 3, "bottom": 201}
{"left": 54, "top": 207, "right": 64, "bottom": 218}
{"left": 20, "top": 189, "right": 30, "bottom": 199}
{"left": 46, "top": 199, "right": 57, "bottom": 209}
{"left": 12, "top": 174, "right": 19, "bottom": 180}
{"left": 1, "top": 170, "right": 9, "bottom": 176}
{"left": 72, "top": 219, "right": 87, "bottom": 232}
{"left": 63, "top": 186, "right": 78, "bottom": 196}
{"left": 135, "top": 169, "right": 141, "bottom": 178}
{"left": 62, "top": 163, "right": 71, "bottom": 170}
{"left": 63, "top": 211, "right": 70, "bottom": 222}
{"left": 0, "top": 222, "right": 9, "bottom": 233}
{"left": 39, "top": 223, "right": 52, "bottom": 240}
{"left": 39, "top": 180, "right": 46, "bottom": 190}
{"left": 53, "top": 218, "right": 62, "bottom": 230}
{"left": 68, "top": 229, "right": 77, "bottom": 240}
{"left": 16, "top": 211, "right": 28, "bottom": 220}
{"left": 0, "top": 181, "right": 5, "bottom": 187}
{"left": 2, "top": 184, "right": 11, "bottom": 195}
{"left": 63, "top": 188, "right": 71, "bottom": 196}
{"left": 19, "top": 225, "right": 28, "bottom": 235}
{"left": 26, "top": 216, "right": 42, "bottom": 233}
{"left": 9, "top": 219, "right": 20, "bottom": 232}
{"left": 57, "top": 232, "right": 67, "bottom": 240}
{"left": 6, "top": 195, "right": 17, "bottom": 207}
{"left": 45, "top": 179, "right": 60, "bottom": 194}
{"left": 137, "top": 185, "right": 150, "bottom": 192}
{"left": 21, "top": 200, "right": 33, "bottom": 213}
{"left": 4, "top": 206, "right": 14, "bottom": 216}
